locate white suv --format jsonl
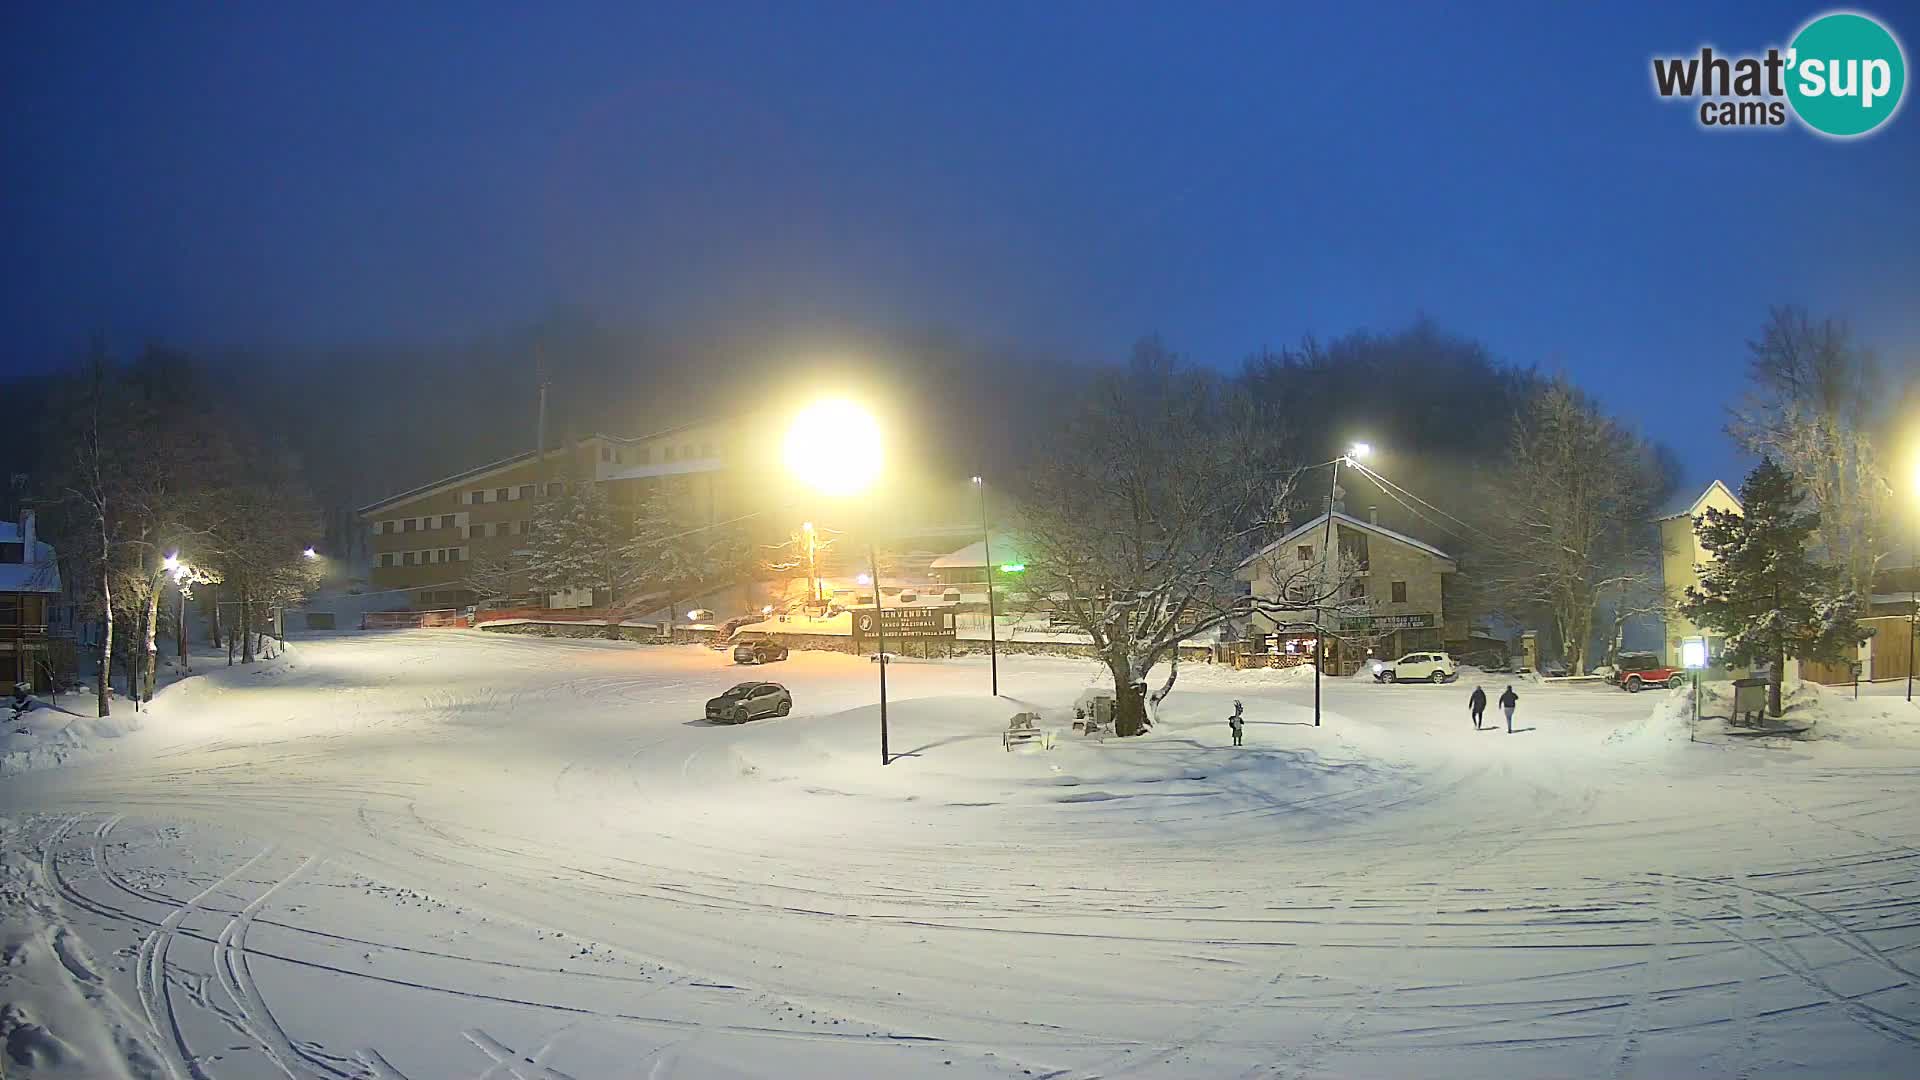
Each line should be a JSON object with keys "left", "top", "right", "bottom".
{"left": 1376, "top": 651, "right": 1457, "bottom": 684}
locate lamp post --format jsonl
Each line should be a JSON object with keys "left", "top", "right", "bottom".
{"left": 972, "top": 475, "right": 999, "bottom": 697}
{"left": 1312, "top": 443, "right": 1371, "bottom": 728}
{"left": 785, "top": 399, "right": 889, "bottom": 764}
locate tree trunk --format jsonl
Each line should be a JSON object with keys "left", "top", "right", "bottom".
{"left": 210, "top": 587, "right": 223, "bottom": 648}
{"left": 1769, "top": 641, "right": 1785, "bottom": 718}
{"left": 241, "top": 587, "right": 255, "bottom": 664}
{"left": 141, "top": 569, "right": 164, "bottom": 702}
{"left": 97, "top": 566, "right": 112, "bottom": 718}
{"left": 1109, "top": 656, "right": 1148, "bottom": 737}
{"left": 1148, "top": 648, "right": 1180, "bottom": 727}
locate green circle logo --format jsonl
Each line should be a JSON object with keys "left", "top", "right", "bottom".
{"left": 1787, "top": 11, "right": 1907, "bottom": 137}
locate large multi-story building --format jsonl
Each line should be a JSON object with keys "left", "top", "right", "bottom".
{"left": 1237, "top": 509, "right": 1460, "bottom": 672}
{"left": 1, "top": 509, "right": 61, "bottom": 691}
{"left": 358, "top": 420, "right": 750, "bottom": 609}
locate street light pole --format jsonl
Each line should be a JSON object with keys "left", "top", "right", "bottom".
{"left": 177, "top": 585, "right": 189, "bottom": 674}
{"left": 1908, "top": 537, "right": 1915, "bottom": 703}
{"left": 870, "top": 535, "right": 889, "bottom": 765}
{"left": 1314, "top": 454, "right": 1341, "bottom": 728}
{"left": 974, "top": 476, "right": 999, "bottom": 697}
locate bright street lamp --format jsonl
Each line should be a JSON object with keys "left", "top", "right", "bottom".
{"left": 783, "top": 399, "right": 882, "bottom": 497}
{"left": 303, "top": 547, "right": 319, "bottom": 560}
{"left": 1348, "top": 442, "right": 1372, "bottom": 461}
{"left": 785, "top": 399, "right": 892, "bottom": 765}
{"left": 1314, "top": 442, "right": 1375, "bottom": 727}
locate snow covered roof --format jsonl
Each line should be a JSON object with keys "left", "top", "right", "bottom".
{"left": 1654, "top": 479, "right": 1740, "bottom": 521}
{"left": 600, "top": 457, "right": 725, "bottom": 482}
{"left": 1238, "top": 511, "right": 1455, "bottom": 570}
{"left": 0, "top": 522, "right": 61, "bottom": 594}
{"left": 929, "top": 534, "right": 1024, "bottom": 570}
{"left": 356, "top": 448, "right": 554, "bottom": 515}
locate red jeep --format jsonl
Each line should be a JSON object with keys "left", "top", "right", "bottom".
{"left": 1608, "top": 652, "right": 1686, "bottom": 692}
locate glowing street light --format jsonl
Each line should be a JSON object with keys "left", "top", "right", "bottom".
{"left": 784, "top": 398, "right": 882, "bottom": 497}
{"left": 1347, "top": 442, "right": 1372, "bottom": 461}
{"left": 303, "top": 547, "right": 319, "bottom": 560}
{"left": 785, "top": 398, "right": 892, "bottom": 765}
{"left": 1314, "top": 441, "right": 1376, "bottom": 727}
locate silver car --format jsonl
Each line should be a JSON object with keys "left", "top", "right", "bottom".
{"left": 704, "top": 682, "right": 793, "bottom": 723}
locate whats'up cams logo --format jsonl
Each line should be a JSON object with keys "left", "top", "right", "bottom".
{"left": 1652, "top": 10, "right": 1907, "bottom": 137}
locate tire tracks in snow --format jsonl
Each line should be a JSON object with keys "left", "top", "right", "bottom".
{"left": 136, "top": 841, "right": 276, "bottom": 1079}
{"left": 212, "top": 852, "right": 352, "bottom": 1078}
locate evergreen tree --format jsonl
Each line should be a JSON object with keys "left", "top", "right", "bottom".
{"left": 523, "top": 478, "right": 629, "bottom": 614}
{"left": 621, "top": 493, "right": 749, "bottom": 634}
{"left": 1679, "top": 458, "right": 1869, "bottom": 719}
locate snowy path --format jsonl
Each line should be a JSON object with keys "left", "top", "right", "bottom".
{"left": 3, "top": 631, "right": 1918, "bottom": 1078}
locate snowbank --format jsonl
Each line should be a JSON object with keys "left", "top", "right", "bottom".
{"left": 0, "top": 699, "right": 141, "bottom": 776}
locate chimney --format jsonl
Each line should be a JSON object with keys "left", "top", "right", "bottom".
{"left": 20, "top": 505, "right": 34, "bottom": 558}
{"left": 1368, "top": 505, "right": 1379, "bottom": 525}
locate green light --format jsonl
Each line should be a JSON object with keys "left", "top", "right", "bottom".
{"left": 999, "top": 563, "right": 1026, "bottom": 573}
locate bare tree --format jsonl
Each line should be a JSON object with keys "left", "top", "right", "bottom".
{"left": 1475, "top": 379, "right": 1670, "bottom": 674}
{"left": 1728, "top": 306, "right": 1889, "bottom": 595}
{"left": 1013, "top": 345, "right": 1291, "bottom": 736}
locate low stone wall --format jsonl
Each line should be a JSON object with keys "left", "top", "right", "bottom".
{"left": 481, "top": 620, "right": 1215, "bottom": 666}
{"left": 481, "top": 621, "right": 664, "bottom": 643}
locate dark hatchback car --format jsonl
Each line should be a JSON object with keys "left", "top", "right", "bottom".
{"left": 732, "top": 635, "right": 790, "bottom": 664}
{"left": 705, "top": 682, "right": 793, "bottom": 723}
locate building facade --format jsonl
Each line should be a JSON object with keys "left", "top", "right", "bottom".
{"left": 358, "top": 420, "right": 747, "bottom": 609}
{"left": 1, "top": 509, "right": 62, "bottom": 691}
{"left": 1655, "top": 480, "right": 1741, "bottom": 668}
{"left": 1237, "top": 511, "right": 1458, "bottom": 672}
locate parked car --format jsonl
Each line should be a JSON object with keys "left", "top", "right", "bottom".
{"left": 1608, "top": 652, "right": 1686, "bottom": 692}
{"left": 704, "top": 682, "right": 793, "bottom": 723}
{"left": 1375, "top": 651, "right": 1458, "bottom": 683}
{"left": 732, "top": 635, "right": 790, "bottom": 665}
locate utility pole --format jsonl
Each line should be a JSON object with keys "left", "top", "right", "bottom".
{"left": 1314, "top": 455, "right": 1341, "bottom": 727}
{"left": 974, "top": 476, "right": 999, "bottom": 696}
{"left": 871, "top": 539, "right": 889, "bottom": 765}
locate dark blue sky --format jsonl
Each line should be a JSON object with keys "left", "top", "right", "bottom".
{"left": 4, "top": 2, "right": 1916, "bottom": 486}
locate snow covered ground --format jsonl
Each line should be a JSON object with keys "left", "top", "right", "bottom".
{"left": 3, "top": 631, "right": 1918, "bottom": 1078}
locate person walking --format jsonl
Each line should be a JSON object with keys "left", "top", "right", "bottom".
{"left": 1228, "top": 699, "right": 1245, "bottom": 747}
{"left": 1498, "top": 685, "right": 1519, "bottom": 733}
{"left": 1468, "top": 685, "right": 1487, "bottom": 730}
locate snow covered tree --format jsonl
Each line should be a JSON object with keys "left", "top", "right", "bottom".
{"left": 621, "top": 493, "right": 750, "bottom": 635}
{"left": 1728, "top": 306, "right": 1890, "bottom": 596}
{"left": 1473, "top": 379, "right": 1674, "bottom": 674}
{"left": 522, "top": 478, "right": 629, "bottom": 616}
{"left": 1679, "top": 458, "right": 1870, "bottom": 719}
{"left": 1014, "top": 344, "right": 1290, "bottom": 736}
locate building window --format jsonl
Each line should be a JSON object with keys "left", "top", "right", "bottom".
{"left": 1296, "top": 545, "right": 1313, "bottom": 564}
{"left": 700, "top": 442, "right": 713, "bottom": 458}
{"left": 440, "top": 514, "right": 455, "bottom": 529}
{"left": 402, "top": 552, "right": 415, "bottom": 566}
{"left": 380, "top": 553, "right": 394, "bottom": 568}
{"left": 665, "top": 446, "right": 676, "bottom": 462}
{"left": 546, "top": 482, "right": 563, "bottom": 497}
{"left": 601, "top": 446, "right": 612, "bottom": 462}
{"left": 638, "top": 448, "right": 651, "bottom": 464}
{"left": 1391, "top": 581, "right": 1407, "bottom": 603}
{"left": 495, "top": 487, "right": 510, "bottom": 502}
{"left": 681, "top": 444, "right": 693, "bottom": 460}
{"left": 372, "top": 521, "right": 385, "bottom": 535}
{"left": 1349, "top": 580, "right": 1366, "bottom": 599}
{"left": 403, "top": 518, "right": 416, "bottom": 533}
{"left": 518, "top": 485, "right": 534, "bottom": 499}
{"left": 470, "top": 490, "right": 486, "bottom": 504}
